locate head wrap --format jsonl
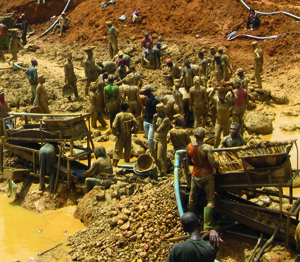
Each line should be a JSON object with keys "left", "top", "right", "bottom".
{"left": 166, "top": 58, "right": 172, "bottom": 63}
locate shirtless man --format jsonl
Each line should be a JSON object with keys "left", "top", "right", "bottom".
{"left": 172, "top": 79, "right": 184, "bottom": 115}
{"left": 234, "top": 68, "right": 248, "bottom": 90}
{"left": 153, "top": 103, "right": 171, "bottom": 176}
{"left": 36, "top": 75, "right": 50, "bottom": 114}
{"left": 116, "top": 58, "right": 128, "bottom": 80}
{"left": 180, "top": 60, "right": 195, "bottom": 92}
{"left": 89, "top": 83, "right": 107, "bottom": 128}
{"left": 189, "top": 76, "right": 209, "bottom": 128}
{"left": 208, "top": 47, "right": 217, "bottom": 82}
{"left": 64, "top": 52, "right": 78, "bottom": 99}
{"left": 123, "top": 74, "right": 143, "bottom": 129}
{"left": 107, "top": 21, "right": 119, "bottom": 59}
{"left": 83, "top": 46, "right": 101, "bottom": 96}
{"left": 217, "top": 47, "right": 232, "bottom": 81}
{"left": 9, "top": 29, "right": 23, "bottom": 62}
{"left": 170, "top": 114, "right": 191, "bottom": 151}
{"left": 219, "top": 123, "right": 246, "bottom": 148}
{"left": 213, "top": 55, "right": 225, "bottom": 88}
{"left": 125, "top": 66, "right": 143, "bottom": 87}
{"left": 142, "top": 42, "right": 157, "bottom": 69}
{"left": 164, "top": 58, "right": 181, "bottom": 88}
{"left": 252, "top": 41, "right": 264, "bottom": 88}
{"left": 198, "top": 51, "right": 208, "bottom": 87}
{"left": 209, "top": 87, "right": 237, "bottom": 148}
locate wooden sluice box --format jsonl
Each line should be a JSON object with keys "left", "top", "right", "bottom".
{"left": 213, "top": 140, "right": 295, "bottom": 191}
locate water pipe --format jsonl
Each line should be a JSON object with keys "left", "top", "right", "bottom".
{"left": 227, "top": 31, "right": 300, "bottom": 41}
{"left": 37, "top": 0, "right": 71, "bottom": 39}
{"left": 174, "top": 149, "right": 186, "bottom": 218}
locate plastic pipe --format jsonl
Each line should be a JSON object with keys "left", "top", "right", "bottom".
{"left": 227, "top": 31, "right": 300, "bottom": 41}
{"left": 37, "top": 0, "right": 71, "bottom": 39}
{"left": 174, "top": 149, "right": 186, "bottom": 218}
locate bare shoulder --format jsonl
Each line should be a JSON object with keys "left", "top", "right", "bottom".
{"left": 202, "top": 143, "right": 213, "bottom": 152}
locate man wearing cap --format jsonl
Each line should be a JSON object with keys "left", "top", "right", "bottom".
{"left": 83, "top": 46, "right": 102, "bottom": 96}
{"left": 170, "top": 114, "right": 191, "bottom": 151}
{"left": 142, "top": 85, "right": 161, "bottom": 155}
{"left": 106, "top": 21, "right": 119, "bottom": 59}
{"left": 141, "top": 32, "right": 153, "bottom": 50}
{"left": 217, "top": 47, "right": 232, "bottom": 81}
{"left": 164, "top": 58, "right": 181, "bottom": 88}
{"left": 209, "top": 87, "right": 238, "bottom": 148}
{"left": 153, "top": 103, "right": 171, "bottom": 176}
{"left": 123, "top": 74, "right": 143, "bottom": 129}
{"left": 104, "top": 74, "right": 121, "bottom": 127}
{"left": 198, "top": 51, "right": 208, "bottom": 87}
{"left": 9, "top": 29, "right": 23, "bottom": 62}
{"left": 50, "top": 12, "right": 71, "bottom": 37}
{"left": 36, "top": 75, "right": 50, "bottom": 114}
{"left": 186, "top": 127, "right": 219, "bottom": 229}
{"left": 20, "top": 14, "right": 28, "bottom": 46}
{"left": 25, "top": 59, "right": 38, "bottom": 105}
{"left": 208, "top": 47, "right": 217, "bottom": 82}
{"left": 190, "top": 76, "right": 209, "bottom": 129}
{"left": 180, "top": 60, "right": 195, "bottom": 92}
{"left": 112, "top": 102, "right": 139, "bottom": 166}
{"left": 252, "top": 41, "right": 263, "bottom": 88}
{"left": 173, "top": 79, "right": 184, "bottom": 115}
{"left": 0, "top": 20, "right": 9, "bottom": 48}
{"left": 116, "top": 51, "right": 131, "bottom": 68}
{"left": 0, "top": 90, "right": 8, "bottom": 136}
{"left": 89, "top": 83, "right": 107, "bottom": 128}
{"left": 219, "top": 123, "right": 246, "bottom": 148}
{"left": 142, "top": 42, "right": 157, "bottom": 69}
{"left": 64, "top": 52, "right": 78, "bottom": 99}
{"left": 77, "top": 146, "right": 114, "bottom": 194}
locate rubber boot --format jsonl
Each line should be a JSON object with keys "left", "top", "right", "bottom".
{"left": 204, "top": 207, "right": 219, "bottom": 230}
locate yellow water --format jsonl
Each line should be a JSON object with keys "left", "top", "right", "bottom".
{"left": 0, "top": 194, "right": 84, "bottom": 262}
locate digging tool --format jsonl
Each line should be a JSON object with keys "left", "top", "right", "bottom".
{"left": 38, "top": 243, "right": 62, "bottom": 256}
{"left": 247, "top": 233, "right": 263, "bottom": 262}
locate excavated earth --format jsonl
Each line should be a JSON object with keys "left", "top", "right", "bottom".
{"left": 1, "top": 0, "right": 300, "bottom": 261}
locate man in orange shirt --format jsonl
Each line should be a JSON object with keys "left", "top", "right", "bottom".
{"left": 186, "top": 127, "right": 219, "bottom": 230}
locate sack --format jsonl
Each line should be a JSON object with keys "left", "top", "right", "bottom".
{"left": 119, "top": 15, "right": 126, "bottom": 21}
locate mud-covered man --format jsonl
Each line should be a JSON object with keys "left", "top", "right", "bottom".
{"left": 219, "top": 123, "right": 246, "bottom": 148}
{"left": 170, "top": 114, "right": 191, "bottom": 151}
{"left": 153, "top": 103, "right": 171, "bottom": 176}
{"left": 9, "top": 29, "right": 23, "bottom": 62}
{"left": 186, "top": 127, "right": 219, "bottom": 230}
{"left": 180, "top": 60, "right": 195, "bottom": 92}
{"left": 124, "top": 65, "right": 143, "bottom": 88}
{"left": 89, "top": 83, "right": 107, "bottom": 128}
{"left": 50, "top": 12, "right": 71, "bottom": 37}
{"left": 20, "top": 14, "right": 28, "bottom": 46}
{"left": 164, "top": 58, "right": 181, "bottom": 88}
{"left": 198, "top": 51, "right": 208, "bottom": 87}
{"left": 25, "top": 59, "right": 38, "bottom": 105}
{"left": 64, "top": 52, "right": 78, "bottom": 99}
{"left": 173, "top": 79, "right": 184, "bottom": 115}
{"left": 217, "top": 47, "right": 232, "bottom": 81}
{"left": 112, "top": 102, "right": 139, "bottom": 166}
{"left": 36, "top": 75, "right": 50, "bottom": 114}
{"left": 142, "top": 42, "right": 157, "bottom": 69}
{"left": 189, "top": 76, "right": 209, "bottom": 129}
{"left": 141, "top": 32, "right": 153, "bottom": 50}
{"left": 213, "top": 55, "right": 225, "bottom": 88}
{"left": 77, "top": 146, "right": 114, "bottom": 194}
{"left": 107, "top": 21, "right": 119, "bottom": 59}
{"left": 252, "top": 41, "right": 263, "bottom": 88}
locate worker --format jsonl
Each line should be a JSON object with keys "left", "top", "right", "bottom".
{"left": 0, "top": 46, "right": 5, "bottom": 62}
{"left": 9, "top": 29, "right": 23, "bottom": 62}
{"left": 89, "top": 83, "right": 107, "bottom": 128}
{"left": 219, "top": 123, "right": 246, "bottom": 148}
{"left": 142, "top": 85, "right": 161, "bottom": 155}
{"left": 0, "top": 19, "right": 9, "bottom": 48}
{"left": 124, "top": 66, "right": 143, "bottom": 88}
{"left": 77, "top": 146, "right": 114, "bottom": 194}
{"left": 217, "top": 47, "right": 232, "bottom": 81}
{"left": 234, "top": 67, "right": 248, "bottom": 91}
{"left": 39, "top": 143, "right": 58, "bottom": 193}
{"left": 97, "top": 61, "right": 117, "bottom": 74}
{"left": 36, "top": 75, "right": 50, "bottom": 114}
{"left": 123, "top": 74, "right": 143, "bottom": 129}
{"left": 166, "top": 212, "right": 220, "bottom": 262}
{"left": 172, "top": 79, "right": 184, "bottom": 115}
{"left": 180, "top": 60, "right": 195, "bottom": 92}
{"left": 83, "top": 46, "right": 101, "bottom": 96}
{"left": 141, "top": 32, "right": 153, "bottom": 49}
{"left": 64, "top": 52, "right": 78, "bottom": 99}
{"left": 116, "top": 51, "right": 131, "bottom": 68}
{"left": 131, "top": 11, "right": 138, "bottom": 23}
{"left": 246, "top": 8, "right": 260, "bottom": 31}
{"left": 213, "top": 55, "right": 225, "bottom": 88}
{"left": 50, "top": 12, "right": 71, "bottom": 37}
{"left": 0, "top": 89, "right": 8, "bottom": 136}
{"left": 170, "top": 114, "right": 191, "bottom": 151}
{"left": 186, "top": 127, "right": 219, "bottom": 229}
{"left": 208, "top": 47, "right": 217, "bottom": 82}
{"left": 189, "top": 76, "right": 209, "bottom": 129}
{"left": 164, "top": 58, "right": 181, "bottom": 88}
{"left": 252, "top": 41, "right": 264, "bottom": 88}
{"left": 112, "top": 102, "right": 139, "bottom": 166}
{"left": 209, "top": 87, "right": 238, "bottom": 148}
{"left": 106, "top": 21, "right": 119, "bottom": 59}
{"left": 20, "top": 14, "right": 28, "bottom": 46}
{"left": 25, "top": 59, "right": 38, "bottom": 105}
{"left": 153, "top": 103, "right": 171, "bottom": 176}
{"left": 104, "top": 74, "right": 121, "bottom": 127}
{"left": 198, "top": 51, "right": 208, "bottom": 87}
{"left": 153, "top": 42, "right": 169, "bottom": 69}
{"left": 115, "top": 58, "right": 128, "bottom": 80}
{"left": 142, "top": 42, "right": 157, "bottom": 69}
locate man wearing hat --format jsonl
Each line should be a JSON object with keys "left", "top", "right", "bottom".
{"left": 189, "top": 76, "right": 209, "bottom": 129}
{"left": 20, "top": 14, "right": 28, "bottom": 46}
{"left": 172, "top": 79, "right": 184, "bottom": 115}
{"left": 219, "top": 123, "right": 246, "bottom": 148}
{"left": 83, "top": 46, "right": 102, "bottom": 96}
{"left": 170, "top": 114, "right": 190, "bottom": 151}
{"left": 104, "top": 74, "right": 121, "bottom": 127}
{"left": 36, "top": 75, "right": 50, "bottom": 114}
{"left": 50, "top": 12, "right": 71, "bottom": 37}
{"left": 106, "top": 21, "right": 119, "bottom": 59}
{"left": 141, "top": 32, "right": 153, "bottom": 50}
{"left": 25, "top": 59, "right": 38, "bottom": 105}
{"left": 0, "top": 89, "right": 8, "bottom": 136}
{"left": 77, "top": 146, "right": 114, "bottom": 194}
{"left": 252, "top": 41, "right": 263, "bottom": 88}
{"left": 112, "top": 102, "right": 139, "bottom": 166}
{"left": 9, "top": 29, "right": 23, "bottom": 62}
{"left": 198, "top": 51, "right": 208, "bottom": 87}
{"left": 153, "top": 103, "right": 171, "bottom": 176}
{"left": 164, "top": 58, "right": 181, "bottom": 88}
{"left": 186, "top": 127, "right": 219, "bottom": 229}
{"left": 217, "top": 47, "right": 232, "bottom": 81}
{"left": 209, "top": 87, "right": 237, "bottom": 148}
{"left": 89, "top": 83, "right": 107, "bottom": 128}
